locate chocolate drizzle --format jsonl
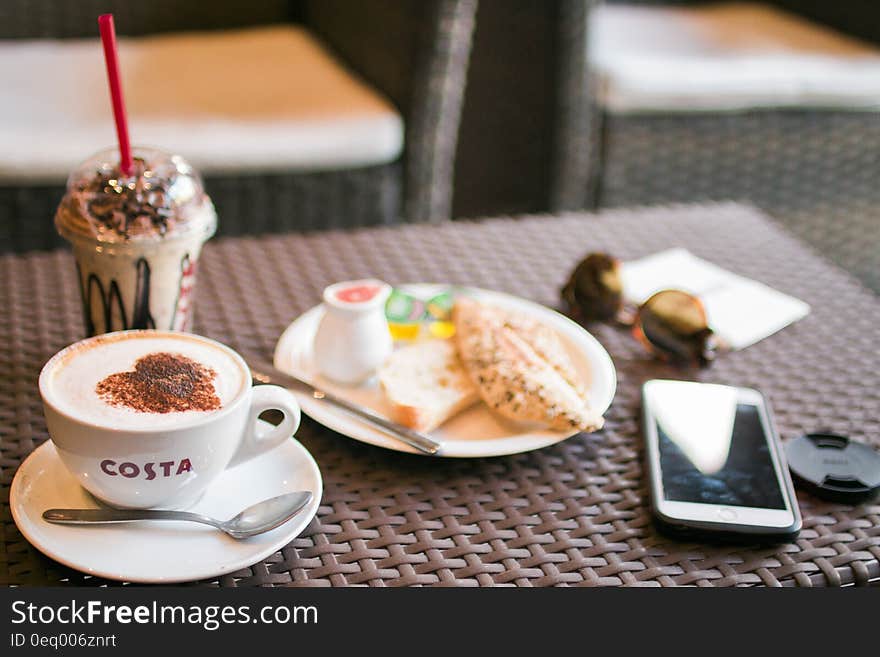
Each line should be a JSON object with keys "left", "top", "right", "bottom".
{"left": 131, "top": 258, "right": 155, "bottom": 330}
{"left": 96, "top": 352, "right": 220, "bottom": 414}
{"left": 78, "top": 257, "right": 157, "bottom": 335}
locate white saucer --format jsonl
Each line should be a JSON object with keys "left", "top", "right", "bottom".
{"left": 10, "top": 421, "right": 322, "bottom": 583}
{"left": 274, "top": 284, "right": 617, "bottom": 458}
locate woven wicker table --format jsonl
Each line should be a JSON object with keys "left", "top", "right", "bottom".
{"left": 2, "top": 202, "right": 879, "bottom": 586}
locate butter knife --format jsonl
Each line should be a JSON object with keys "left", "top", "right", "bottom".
{"left": 248, "top": 360, "right": 441, "bottom": 456}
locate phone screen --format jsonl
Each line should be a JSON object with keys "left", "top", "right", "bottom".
{"left": 654, "top": 398, "right": 786, "bottom": 510}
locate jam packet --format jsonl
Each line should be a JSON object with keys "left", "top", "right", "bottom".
{"left": 385, "top": 288, "right": 457, "bottom": 341}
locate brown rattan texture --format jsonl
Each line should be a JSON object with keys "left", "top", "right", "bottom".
{"left": 2, "top": 202, "right": 879, "bottom": 586}
{"left": 593, "top": 111, "right": 880, "bottom": 296}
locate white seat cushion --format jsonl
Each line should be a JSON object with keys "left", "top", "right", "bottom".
{"left": 590, "top": 3, "right": 880, "bottom": 112}
{"left": 0, "top": 26, "right": 403, "bottom": 183}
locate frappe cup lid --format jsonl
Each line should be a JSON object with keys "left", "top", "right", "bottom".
{"left": 55, "top": 146, "right": 217, "bottom": 250}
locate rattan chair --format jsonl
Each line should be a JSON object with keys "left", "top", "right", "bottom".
{"left": 553, "top": 0, "right": 880, "bottom": 294}
{"left": 0, "top": 0, "right": 477, "bottom": 252}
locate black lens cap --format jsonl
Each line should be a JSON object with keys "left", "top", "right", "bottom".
{"left": 785, "top": 433, "right": 880, "bottom": 503}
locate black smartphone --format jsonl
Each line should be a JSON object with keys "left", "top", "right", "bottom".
{"left": 642, "top": 379, "right": 801, "bottom": 542}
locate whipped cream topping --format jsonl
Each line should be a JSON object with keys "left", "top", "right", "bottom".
{"left": 55, "top": 148, "right": 215, "bottom": 244}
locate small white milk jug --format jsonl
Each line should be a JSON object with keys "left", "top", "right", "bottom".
{"left": 313, "top": 279, "right": 393, "bottom": 385}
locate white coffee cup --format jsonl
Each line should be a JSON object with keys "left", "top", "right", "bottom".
{"left": 38, "top": 330, "right": 301, "bottom": 509}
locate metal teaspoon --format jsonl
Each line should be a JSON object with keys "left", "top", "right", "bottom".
{"left": 42, "top": 490, "right": 314, "bottom": 539}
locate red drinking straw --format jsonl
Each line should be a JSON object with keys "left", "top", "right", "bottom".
{"left": 98, "top": 14, "right": 133, "bottom": 176}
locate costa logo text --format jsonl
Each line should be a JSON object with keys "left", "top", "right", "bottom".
{"left": 100, "top": 458, "right": 193, "bottom": 480}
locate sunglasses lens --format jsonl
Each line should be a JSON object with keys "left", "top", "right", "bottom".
{"left": 635, "top": 290, "right": 717, "bottom": 365}
{"left": 562, "top": 252, "right": 623, "bottom": 321}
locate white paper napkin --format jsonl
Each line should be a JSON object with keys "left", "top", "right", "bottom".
{"left": 620, "top": 248, "right": 810, "bottom": 350}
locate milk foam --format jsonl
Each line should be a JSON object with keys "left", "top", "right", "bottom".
{"left": 45, "top": 333, "right": 247, "bottom": 430}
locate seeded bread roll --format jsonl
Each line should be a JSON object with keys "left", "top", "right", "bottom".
{"left": 452, "top": 297, "right": 604, "bottom": 432}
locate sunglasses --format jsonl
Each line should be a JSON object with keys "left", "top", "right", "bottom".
{"left": 561, "top": 253, "right": 720, "bottom": 366}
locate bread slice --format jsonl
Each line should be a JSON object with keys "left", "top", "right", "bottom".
{"left": 452, "top": 297, "right": 604, "bottom": 432}
{"left": 379, "top": 339, "right": 480, "bottom": 432}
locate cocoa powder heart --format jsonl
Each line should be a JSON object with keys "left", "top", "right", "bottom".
{"left": 96, "top": 352, "right": 220, "bottom": 413}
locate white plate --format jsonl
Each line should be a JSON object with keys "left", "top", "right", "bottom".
{"left": 10, "top": 422, "right": 322, "bottom": 583}
{"left": 274, "top": 284, "right": 617, "bottom": 458}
